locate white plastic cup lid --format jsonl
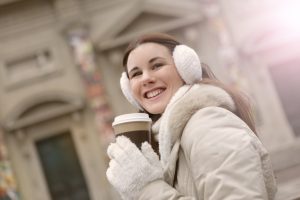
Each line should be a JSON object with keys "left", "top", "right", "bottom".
{"left": 112, "top": 113, "right": 151, "bottom": 126}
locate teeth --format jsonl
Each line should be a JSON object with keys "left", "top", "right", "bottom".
{"left": 146, "top": 89, "right": 163, "bottom": 98}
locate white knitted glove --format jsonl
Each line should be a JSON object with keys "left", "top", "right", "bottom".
{"left": 106, "top": 136, "right": 163, "bottom": 200}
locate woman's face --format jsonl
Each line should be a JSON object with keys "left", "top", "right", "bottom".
{"left": 127, "top": 42, "right": 184, "bottom": 114}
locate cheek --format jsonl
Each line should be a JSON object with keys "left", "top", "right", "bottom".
{"left": 130, "top": 81, "right": 140, "bottom": 98}
{"left": 170, "top": 73, "right": 184, "bottom": 89}
{"left": 175, "top": 79, "right": 184, "bottom": 88}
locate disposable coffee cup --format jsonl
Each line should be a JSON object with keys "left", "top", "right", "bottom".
{"left": 112, "top": 113, "right": 152, "bottom": 148}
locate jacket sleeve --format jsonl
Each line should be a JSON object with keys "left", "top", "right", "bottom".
{"left": 181, "top": 107, "right": 270, "bottom": 200}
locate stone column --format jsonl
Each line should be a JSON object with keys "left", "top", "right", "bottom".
{"left": 202, "top": 1, "right": 250, "bottom": 92}
{"left": 68, "top": 26, "right": 114, "bottom": 149}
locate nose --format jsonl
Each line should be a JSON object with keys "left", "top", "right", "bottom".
{"left": 141, "top": 71, "right": 155, "bottom": 86}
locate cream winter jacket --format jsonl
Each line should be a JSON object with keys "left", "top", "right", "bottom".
{"left": 139, "top": 84, "right": 277, "bottom": 200}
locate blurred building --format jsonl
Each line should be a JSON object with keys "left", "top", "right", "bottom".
{"left": 0, "top": 0, "right": 299, "bottom": 199}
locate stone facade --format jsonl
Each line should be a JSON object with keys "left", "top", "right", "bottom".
{"left": 0, "top": 0, "right": 299, "bottom": 199}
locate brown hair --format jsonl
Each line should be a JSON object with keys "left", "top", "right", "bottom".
{"left": 123, "top": 33, "right": 257, "bottom": 134}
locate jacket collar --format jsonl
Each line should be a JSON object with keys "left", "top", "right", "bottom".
{"left": 153, "top": 83, "right": 236, "bottom": 169}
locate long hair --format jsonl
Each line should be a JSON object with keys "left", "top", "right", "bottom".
{"left": 123, "top": 33, "right": 257, "bottom": 134}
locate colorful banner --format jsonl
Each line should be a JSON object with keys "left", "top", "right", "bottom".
{"left": 69, "top": 30, "right": 114, "bottom": 148}
{"left": 0, "top": 136, "right": 19, "bottom": 200}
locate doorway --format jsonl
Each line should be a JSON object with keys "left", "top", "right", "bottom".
{"left": 35, "top": 131, "right": 90, "bottom": 200}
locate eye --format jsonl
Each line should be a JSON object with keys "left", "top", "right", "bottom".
{"left": 129, "top": 71, "right": 142, "bottom": 79}
{"left": 152, "top": 63, "right": 164, "bottom": 69}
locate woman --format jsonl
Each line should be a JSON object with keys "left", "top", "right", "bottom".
{"left": 106, "top": 33, "right": 277, "bottom": 200}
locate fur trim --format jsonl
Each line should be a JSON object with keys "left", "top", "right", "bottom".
{"left": 158, "top": 84, "right": 235, "bottom": 167}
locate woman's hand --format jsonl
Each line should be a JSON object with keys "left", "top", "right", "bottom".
{"left": 106, "top": 136, "right": 163, "bottom": 200}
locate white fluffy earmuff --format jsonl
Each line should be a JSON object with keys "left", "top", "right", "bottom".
{"left": 120, "top": 72, "right": 144, "bottom": 110}
{"left": 173, "top": 45, "right": 202, "bottom": 84}
{"left": 120, "top": 44, "right": 202, "bottom": 110}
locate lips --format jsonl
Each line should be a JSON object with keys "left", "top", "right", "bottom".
{"left": 144, "top": 88, "right": 165, "bottom": 99}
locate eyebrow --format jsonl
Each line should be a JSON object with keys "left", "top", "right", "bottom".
{"left": 128, "top": 67, "right": 139, "bottom": 75}
{"left": 149, "top": 57, "right": 164, "bottom": 64}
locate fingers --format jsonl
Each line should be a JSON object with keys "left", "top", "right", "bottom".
{"left": 141, "top": 142, "right": 160, "bottom": 165}
{"left": 117, "top": 136, "right": 145, "bottom": 160}
{"left": 107, "top": 136, "right": 143, "bottom": 164}
{"left": 107, "top": 136, "right": 130, "bottom": 159}
{"left": 106, "top": 159, "right": 123, "bottom": 190}
{"left": 107, "top": 159, "right": 132, "bottom": 192}
{"left": 107, "top": 142, "right": 115, "bottom": 159}
{"left": 116, "top": 136, "right": 136, "bottom": 150}
{"left": 107, "top": 142, "right": 129, "bottom": 165}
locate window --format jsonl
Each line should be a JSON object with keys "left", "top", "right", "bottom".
{"left": 5, "top": 50, "right": 53, "bottom": 81}
{"left": 36, "top": 132, "right": 90, "bottom": 200}
{"left": 0, "top": 47, "right": 60, "bottom": 90}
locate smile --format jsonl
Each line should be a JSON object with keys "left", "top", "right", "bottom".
{"left": 145, "top": 88, "right": 165, "bottom": 99}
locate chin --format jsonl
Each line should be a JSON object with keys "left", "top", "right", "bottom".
{"left": 145, "top": 107, "right": 164, "bottom": 115}
{"left": 142, "top": 101, "right": 167, "bottom": 114}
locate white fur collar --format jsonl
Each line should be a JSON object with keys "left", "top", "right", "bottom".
{"left": 155, "top": 84, "right": 236, "bottom": 168}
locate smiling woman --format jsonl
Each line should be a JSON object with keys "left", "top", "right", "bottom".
{"left": 106, "top": 33, "right": 277, "bottom": 200}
